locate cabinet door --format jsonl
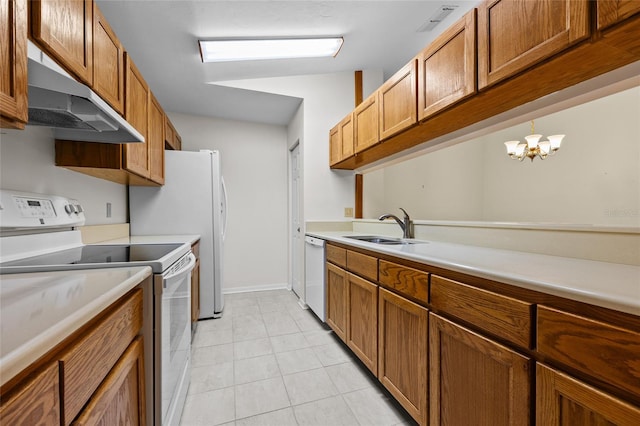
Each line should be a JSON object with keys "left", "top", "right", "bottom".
{"left": 354, "top": 93, "right": 379, "bottom": 153}
{"left": 164, "top": 116, "right": 176, "bottom": 150}
{"left": 124, "top": 54, "right": 150, "bottom": 178}
{"left": 73, "top": 336, "right": 146, "bottom": 426}
{"left": 537, "top": 363, "right": 640, "bottom": 426}
{"left": 597, "top": 0, "right": 640, "bottom": 30}
{"left": 339, "top": 113, "right": 354, "bottom": 160}
{"left": 378, "top": 287, "right": 428, "bottom": 425}
{"left": 429, "top": 313, "right": 531, "bottom": 426}
{"left": 326, "top": 262, "right": 348, "bottom": 342}
{"left": 93, "top": 4, "right": 124, "bottom": 114}
{"left": 346, "top": 273, "right": 378, "bottom": 374}
{"left": 0, "top": 0, "right": 28, "bottom": 128}
{"left": 31, "top": 0, "right": 93, "bottom": 85}
{"left": 379, "top": 60, "right": 417, "bottom": 140}
{"left": 329, "top": 123, "right": 341, "bottom": 165}
{"left": 418, "top": 9, "right": 476, "bottom": 121}
{"left": 0, "top": 362, "right": 60, "bottom": 425}
{"left": 148, "top": 94, "right": 165, "bottom": 185}
{"left": 477, "top": 0, "right": 589, "bottom": 89}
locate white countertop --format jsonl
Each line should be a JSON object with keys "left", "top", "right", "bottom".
{"left": 94, "top": 234, "right": 200, "bottom": 246}
{"left": 308, "top": 231, "right": 640, "bottom": 316}
{"left": 0, "top": 266, "right": 152, "bottom": 386}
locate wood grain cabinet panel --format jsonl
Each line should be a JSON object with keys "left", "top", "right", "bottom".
{"left": 477, "top": 0, "right": 590, "bottom": 89}
{"left": 92, "top": 4, "right": 124, "bottom": 114}
{"left": 0, "top": 362, "right": 60, "bottom": 425}
{"left": 537, "top": 305, "right": 640, "bottom": 398}
{"left": 431, "top": 275, "right": 533, "bottom": 348}
{"left": 346, "top": 250, "right": 377, "bottom": 282}
{"left": 60, "top": 289, "right": 143, "bottom": 425}
{"left": 597, "top": 0, "right": 640, "bottom": 30}
{"left": 378, "top": 260, "right": 428, "bottom": 305}
{"left": 148, "top": 93, "right": 165, "bottom": 185}
{"left": 536, "top": 363, "right": 640, "bottom": 426}
{"left": 418, "top": 9, "right": 476, "bottom": 120}
{"left": 354, "top": 92, "right": 379, "bottom": 153}
{"left": 378, "top": 287, "right": 428, "bottom": 425}
{"left": 123, "top": 54, "right": 150, "bottom": 179}
{"left": 73, "top": 336, "right": 146, "bottom": 426}
{"left": 429, "top": 313, "right": 531, "bottom": 426}
{"left": 0, "top": 0, "right": 28, "bottom": 128}
{"left": 329, "top": 123, "right": 341, "bottom": 165}
{"left": 31, "top": 0, "right": 93, "bottom": 85}
{"left": 378, "top": 60, "right": 417, "bottom": 140}
{"left": 326, "top": 244, "right": 346, "bottom": 268}
{"left": 346, "top": 273, "right": 378, "bottom": 374}
{"left": 329, "top": 113, "right": 354, "bottom": 166}
{"left": 326, "top": 262, "right": 348, "bottom": 342}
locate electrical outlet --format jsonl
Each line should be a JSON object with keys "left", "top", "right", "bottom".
{"left": 344, "top": 207, "right": 354, "bottom": 217}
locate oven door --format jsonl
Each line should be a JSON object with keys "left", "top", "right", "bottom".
{"left": 158, "top": 252, "right": 196, "bottom": 426}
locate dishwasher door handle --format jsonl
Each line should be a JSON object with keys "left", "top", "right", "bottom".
{"left": 305, "top": 236, "right": 325, "bottom": 247}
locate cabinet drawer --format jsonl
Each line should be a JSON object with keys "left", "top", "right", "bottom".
{"left": 346, "top": 250, "right": 378, "bottom": 282}
{"left": 431, "top": 276, "right": 532, "bottom": 349}
{"left": 60, "top": 289, "right": 143, "bottom": 424}
{"left": 537, "top": 306, "right": 640, "bottom": 398}
{"left": 326, "top": 244, "right": 346, "bottom": 268}
{"left": 378, "top": 260, "right": 428, "bottom": 305}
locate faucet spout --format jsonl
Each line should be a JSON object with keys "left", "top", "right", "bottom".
{"left": 378, "top": 208, "right": 413, "bottom": 239}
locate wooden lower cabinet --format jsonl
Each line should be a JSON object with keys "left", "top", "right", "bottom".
{"left": 346, "top": 273, "right": 378, "bottom": 374}
{"left": 73, "top": 336, "right": 146, "bottom": 426}
{"left": 429, "top": 313, "right": 531, "bottom": 426}
{"left": 0, "top": 362, "right": 60, "bottom": 424}
{"left": 326, "top": 262, "right": 348, "bottom": 341}
{"left": 536, "top": 363, "right": 640, "bottom": 425}
{"left": 378, "top": 287, "right": 428, "bottom": 425}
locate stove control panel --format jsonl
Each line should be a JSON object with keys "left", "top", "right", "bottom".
{"left": 0, "top": 189, "right": 86, "bottom": 230}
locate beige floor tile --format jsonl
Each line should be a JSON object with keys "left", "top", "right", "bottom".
{"left": 312, "top": 342, "right": 351, "bottom": 366}
{"left": 275, "top": 347, "right": 323, "bottom": 375}
{"left": 293, "top": 395, "right": 359, "bottom": 426}
{"left": 234, "top": 354, "right": 281, "bottom": 385}
{"left": 234, "top": 337, "right": 273, "bottom": 360}
{"left": 198, "top": 316, "right": 232, "bottom": 332}
{"left": 189, "top": 361, "right": 234, "bottom": 395}
{"left": 192, "top": 343, "right": 234, "bottom": 368}
{"left": 325, "top": 362, "right": 375, "bottom": 394}
{"left": 343, "top": 387, "right": 406, "bottom": 426}
{"left": 232, "top": 313, "right": 264, "bottom": 329}
{"left": 235, "top": 407, "right": 298, "bottom": 426}
{"left": 282, "top": 368, "right": 339, "bottom": 406}
{"left": 235, "top": 377, "right": 291, "bottom": 420}
{"left": 193, "top": 328, "right": 233, "bottom": 348}
{"left": 270, "top": 332, "right": 310, "bottom": 353}
{"left": 233, "top": 324, "right": 269, "bottom": 342}
{"left": 302, "top": 329, "right": 337, "bottom": 347}
{"left": 180, "top": 387, "right": 235, "bottom": 426}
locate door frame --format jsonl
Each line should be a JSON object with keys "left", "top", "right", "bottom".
{"left": 288, "top": 140, "right": 305, "bottom": 301}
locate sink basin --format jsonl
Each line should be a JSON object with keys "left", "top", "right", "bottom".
{"left": 344, "top": 235, "right": 424, "bottom": 245}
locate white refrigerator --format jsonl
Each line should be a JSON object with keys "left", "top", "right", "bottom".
{"left": 129, "top": 150, "right": 226, "bottom": 318}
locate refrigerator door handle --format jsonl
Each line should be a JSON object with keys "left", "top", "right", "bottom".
{"left": 221, "top": 176, "right": 228, "bottom": 241}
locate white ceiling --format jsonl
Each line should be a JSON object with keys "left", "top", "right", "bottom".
{"left": 97, "top": 1, "right": 477, "bottom": 126}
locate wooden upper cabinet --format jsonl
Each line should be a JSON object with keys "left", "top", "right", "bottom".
{"left": 0, "top": 0, "right": 28, "bottom": 128}
{"left": 148, "top": 93, "right": 165, "bottom": 185}
{"left": 536, "top": 363, "right": 640, "bottom": 426}
{"left": 378, "top": 287, "right": 428, "bottom": 425}
{"left": 418, "top": 9, "right": 476, "bottom": 121}
{"left": 326, "top": 262, "right": 348, "bottom": 342}
{"left": 31, "top": 0, "right": 94, "bottom": 85}
{"left": 354, "top": 92, "right": 379, "bottom": 153}
{"left": 597, "top": 0, "right": 640, "bottom": 30}
{"left": 430, "top": 313, "right": 531, "bottom": 426}
{"left": 477, "top": 0, "right": 590, "bottom": 89}
{"left": 378, "top": 60, "right": 417, "bottom": 140}
{"left": 329, "top": 113, "right": 354, "bottom": 166}
{"left": 92, "top": 4, "right": 124, "bottom": 114}
{"left": 346, "top": 273, "right": 378, "bottom": 375}
{"left": 124, "top": 53, "right": 150, "bottom": 179}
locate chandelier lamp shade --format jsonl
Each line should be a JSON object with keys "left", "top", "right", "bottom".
{"left": 504, "top": 121, "right": 564, "bottom": 162}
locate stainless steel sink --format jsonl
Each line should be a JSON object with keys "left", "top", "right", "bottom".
{"left": 344, "top": 235, "right": 425, "bottom": 245}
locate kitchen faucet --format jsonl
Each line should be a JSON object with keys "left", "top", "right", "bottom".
{"left": 378, "top": 208, "right": 414, "bottom": 239}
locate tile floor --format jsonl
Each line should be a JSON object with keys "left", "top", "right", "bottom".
{"left": 180, "top": 289, "right": 417, "bottom": 426}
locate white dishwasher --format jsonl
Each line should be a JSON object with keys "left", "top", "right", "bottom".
{"left": 305, "top": 236, "right": 326, "bottom": 322}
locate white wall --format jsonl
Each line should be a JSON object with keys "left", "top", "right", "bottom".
{"left": 168, "top": 112, "right": 289, "bottom": 292}
{"left": 364, "top": 86, "right": 640, "bottom": 228}
{"left": 0, "top": 126, "right": 128, "bottom": 225}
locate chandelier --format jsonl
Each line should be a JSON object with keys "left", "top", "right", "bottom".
{"left": 504, "top": 121, "right": 564, "bottom": 162}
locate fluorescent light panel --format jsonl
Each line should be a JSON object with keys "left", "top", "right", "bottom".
{"left": 199, "top": 37, "right": 344, "bottom": 62}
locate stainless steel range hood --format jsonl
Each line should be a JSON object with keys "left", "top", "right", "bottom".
{"left": 27, "top": 41, "right": 144, "bottom": 143}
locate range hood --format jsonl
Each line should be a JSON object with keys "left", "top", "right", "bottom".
{"left": 27, "top": 41, "right": 144, "bottom": 143}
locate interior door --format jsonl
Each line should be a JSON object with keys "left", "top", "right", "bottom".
{"left": 290, "top": 142, "right": 303, "bottom": 298}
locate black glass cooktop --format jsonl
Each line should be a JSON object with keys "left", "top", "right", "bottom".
{"left": 1, "top": 244, "right": 183, "bottom": 267}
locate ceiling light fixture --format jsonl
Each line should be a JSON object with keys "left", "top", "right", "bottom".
{"left": 199, "top": 37, "right": 344, "bottom": 63}
{"left": 504, "top": 121, "right": 564, "bottom": 162}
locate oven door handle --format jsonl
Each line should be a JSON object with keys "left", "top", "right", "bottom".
{"left": 163, "top": 253, "right": 196, "bottom": 286}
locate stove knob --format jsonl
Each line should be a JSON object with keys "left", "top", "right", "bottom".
{"left": 64, "top": 204, "right": 74, "bottom": 214}
{"left": 75, "top": 204, "right": 84, "bottom": 213}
